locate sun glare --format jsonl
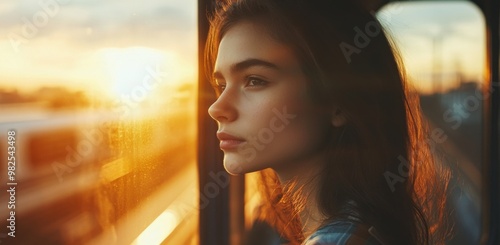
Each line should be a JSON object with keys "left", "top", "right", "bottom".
{"left": 133, "top": 210, "right": 180, "bottom": 245}
{"left": 99, "top": 47, "right": 177, "bottom": 100}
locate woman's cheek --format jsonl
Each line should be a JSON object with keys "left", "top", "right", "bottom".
{"left": 265, "top": 96, "right": 331, "bottom": 163}
{"left": 223, "top": 84, "right": 325, "bottom": 174}
{"left": 249, "top": 112, "right": 317, "bottom": 168}
{"left": 222, "top": 103, "right": 301, "bottom": 174}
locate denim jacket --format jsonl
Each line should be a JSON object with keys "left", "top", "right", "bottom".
{"left": 302, "top": 220, "right": 386, "bottom": 245}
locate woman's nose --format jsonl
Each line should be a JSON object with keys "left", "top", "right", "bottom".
{"left": 208, "top": 90, "right": 238, "bottom": 123}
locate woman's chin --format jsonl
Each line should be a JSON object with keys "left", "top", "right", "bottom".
{"left": 223, "top": 156, "right": 264, "bottom": 175}
{"left": 223, "top": 157, "right": 245, "bottom": 175}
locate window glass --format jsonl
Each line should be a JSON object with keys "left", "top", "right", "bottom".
{"left": 0, "top": 0, "right": 198, "bottom": 244}
{"left": 378, "top": 2, "right": 486, "bottom": 244}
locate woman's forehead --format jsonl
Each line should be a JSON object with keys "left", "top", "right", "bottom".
{"left": 214, "top": 21, "right": 300, "bottom": 75}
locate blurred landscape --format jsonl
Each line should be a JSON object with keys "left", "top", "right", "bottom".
{"left": 420, "top": 79, "right": 483, "bottom": 244}
{"left": 0, "top": 80, "right": 197, "bottom": 244}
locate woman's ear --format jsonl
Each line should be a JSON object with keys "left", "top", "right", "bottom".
{"left": 331, "top": 107, "right": 347, "bottom": 127}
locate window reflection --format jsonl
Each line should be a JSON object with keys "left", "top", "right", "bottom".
{"left": 378, "top": 2, "right": 486, "bottom": 244}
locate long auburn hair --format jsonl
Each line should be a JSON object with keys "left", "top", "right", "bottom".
{"left": 205, "top": 0, "right": 451, "bottom": 244}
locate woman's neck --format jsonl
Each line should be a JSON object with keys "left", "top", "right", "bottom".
{"left": 273, "top": 150, "right": 329, "bottom": 238}
{"left": 298, "top": 179, "right": 324, "bottom": 238}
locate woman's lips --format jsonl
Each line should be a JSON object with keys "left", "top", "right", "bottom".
{"left": 217, "top": 132, "right": 245, "bottom": 150}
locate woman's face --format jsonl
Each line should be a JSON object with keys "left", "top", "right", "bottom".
{"left": 208, "top": 21, "right": 332, "bottom": 177}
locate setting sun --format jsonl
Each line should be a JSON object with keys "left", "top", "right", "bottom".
{"left": 99, "top": 47, "right": 178, "bottom": 100}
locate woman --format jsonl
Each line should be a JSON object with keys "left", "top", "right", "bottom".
{"left": 206, "top": 0, "right": 450, "bottom": 244}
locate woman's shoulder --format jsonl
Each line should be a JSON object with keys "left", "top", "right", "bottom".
{"left": 302, "top": 220, "right": 385, "bottom": 245}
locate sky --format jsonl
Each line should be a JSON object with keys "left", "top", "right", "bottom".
{"left": 0, "top": 0, "right": 486, "bottom": 97}
{"left": 0, "top": 0, "right": 197, "bottom": 99}
{"left": 378, "top": 1, "right": 486, "bottom": 93}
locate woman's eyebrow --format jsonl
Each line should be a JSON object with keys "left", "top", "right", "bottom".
{"left": 213, "top": 58, "right": 280, "bottom": 80}
{"left": 232, "top": 58, "right": 280, "bottom": 72}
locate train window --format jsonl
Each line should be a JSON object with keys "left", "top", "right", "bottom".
{"left": 0, "top": 0, "right": 198, "bottom": 245}
{"left": 377, "top": 2, "right": 486, "bottom": 244}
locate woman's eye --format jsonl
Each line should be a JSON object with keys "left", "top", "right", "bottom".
{"left": 217, "top": 84, "right": 226, "bottom": 91}
{"left": 212, "top": 80, "right": 226, "bottom": 93}
{"left": 246, "top": 77, "right": 268, "bottom": 87}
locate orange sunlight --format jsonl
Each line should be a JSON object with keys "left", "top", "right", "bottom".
{"left": 99, "top": 47, "right": 180, "bottom": 100}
